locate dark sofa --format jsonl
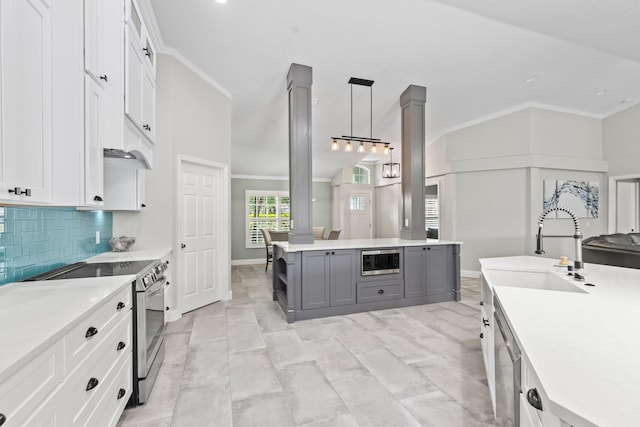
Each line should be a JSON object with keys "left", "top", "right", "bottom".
{"left": 582, "top": 233, "right": 640, "bottom": 269}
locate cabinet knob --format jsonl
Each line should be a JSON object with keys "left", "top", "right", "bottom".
{"left": 116, "top": 301, "right": 126, "bottom": 311}
{"left": 479, "top": 301, "right": 484, "bottom": 306}
{"left": 141, "top": 203, "right": 146, "bottom": 208}
{"left": 117, "top": 341, "right": 126, "bottom": 351}
{"left": 325, "top": 252, "right": 330, "bottom": 256}
{"left": 166, "top": 281, "right": 170, "bottom": 286}
{"left": 117, "top": 388, "right": 126, "bottom": 400}
{"left": 143, "top": 124, "right": 151, "bottom": 132}
{"left": 427, "top": 247, "right": 431, "bottom": 250}
{"left": 377, "top": 289, "right": 385, "bottom": 295}
{"left": 0, "top": 413, "right": 6, "bottom": 426}
{"left": 143, "top": 47, "right": 151, "bottom": 57}
{"left": 99, "top": 74, "right": 108, "bottom": 82}
{"left": 527, "top": 388, "right": 543, "bottom": 410}
{"left": 181, "top": 243, "right": 186, "bottom": 249}
{"left": 94, "top": 195, "right": 103, "bottom": 202}
{"left": 86, "top": 377, "right": 100, "bottom": 391}
{"left": 85, "top": 326, "right": 99, "bottom": 338}
{"left": 479, "top": 333, "right": 484, "bottom": 339}
{"left": 166, "top": 306, "right": 169, "bottom": 311}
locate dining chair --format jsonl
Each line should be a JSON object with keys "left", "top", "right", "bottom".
{"left": 313, "top": 226, "right": 326, "bottom": 240}
{"left": 327, "top": 229, "right": 342, "bottom": 240}
{"left": 260, "top": 229, "right": 273, "bottom": 272}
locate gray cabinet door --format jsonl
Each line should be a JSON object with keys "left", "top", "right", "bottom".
{"left": 301, "top": 251, "right": 330, "bottom": 309}
{"left": 426, "top": 245, "right": 450, "bottom": 296}
{"left": 404, "top": 246, "right": 427, "bottom": 298}
{"left": 330, "top": 250, "right": 357, "bottom": 306}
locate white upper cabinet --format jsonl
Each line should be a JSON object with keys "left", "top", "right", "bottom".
{"left": 85, "top": 75, "right": 105, "bottom": 207}
{"left": 125, "top": 0, "right": 156, "bottom": 144}
{"left": 0, "top": 0, "right": 53, "bottom": 203}
{"left": 0, "top": 0, "right": 84, "bottom": 206}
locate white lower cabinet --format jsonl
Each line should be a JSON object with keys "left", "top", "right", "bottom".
{"left": 0, "top": 284, "right": 133, "bottom": 427}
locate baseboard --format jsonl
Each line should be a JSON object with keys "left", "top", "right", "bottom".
{"left": 461, "top": 269, "right": 481, "bottom": 278}
{"left": 231, "top": 258, "right": 265, "bottom": 266}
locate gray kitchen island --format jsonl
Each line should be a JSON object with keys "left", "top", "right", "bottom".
{"left": 272, "top": 238, "right": 462, "bottom": 323}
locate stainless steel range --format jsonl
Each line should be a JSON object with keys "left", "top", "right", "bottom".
{"left": 132, "top": 260, "right": 168, "bottom": 405}
{"left": 24, "top": 259, "right": 169, "bottom": 406}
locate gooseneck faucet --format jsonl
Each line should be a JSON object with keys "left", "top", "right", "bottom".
{"left": 535, "top": 206, "right": 585, "bottom": 281}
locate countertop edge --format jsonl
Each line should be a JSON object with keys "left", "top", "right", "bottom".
{"left": 0, "top": 276, "right": 134, "bottom": 384}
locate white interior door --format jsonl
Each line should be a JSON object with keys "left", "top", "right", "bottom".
{"left": 349, "top": 191, "right": 372, "bottom": 239}
{"left": 179, "top": 159, "right": 225, "bottom": 313}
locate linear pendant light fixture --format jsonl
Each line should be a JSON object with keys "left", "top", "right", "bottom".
{"left": 331, "top": 77, "right": 393, "bottom": 154}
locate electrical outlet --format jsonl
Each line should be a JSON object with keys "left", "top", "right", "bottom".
{"left": 96, "top": 231, "right": 100, "bottom": 245}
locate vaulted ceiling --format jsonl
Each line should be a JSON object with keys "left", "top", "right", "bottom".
{"left": 149, "top": 0, "right": 640, "bottom": 179}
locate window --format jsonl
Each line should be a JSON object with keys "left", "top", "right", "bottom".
{"left": 350, "top": 196, "right": 366, "bottom": 211}
{"left": 246, "top": 191, "right": 290, "bottom": 247}
{"left": 425, "top": 196, "right": 439, "bottom": 230}
{"left": 352, "top": 165, "right": 370, "bottom": 184}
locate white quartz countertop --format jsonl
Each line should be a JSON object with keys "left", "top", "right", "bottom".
{"left": 480, "top": 256, "right": 640, "bottom": 426}
{"left": 0, "top": 275, "right": 134, "bottom": 383}
{"left": 87, "top": 247, "right": 172, "bottom": 262}
{"left": 274, "top": 238, "right": 461, "bottom": 252}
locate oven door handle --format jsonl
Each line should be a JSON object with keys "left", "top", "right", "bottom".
{"left": 144, "top": 276, "right": 166, "bottom": 294}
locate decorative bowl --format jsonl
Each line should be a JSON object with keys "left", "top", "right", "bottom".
{"left": 109, "top": 236, "right": 136, "bottom": 252}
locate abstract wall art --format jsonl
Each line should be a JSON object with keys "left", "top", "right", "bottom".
{"left": 543, "top": 180, "right": 599, "bottom": 219}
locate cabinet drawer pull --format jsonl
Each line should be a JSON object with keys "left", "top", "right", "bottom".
{"left": 117, "top": 341, "right": 126, "bottom": 351}
{"left": 86, "top": 377, "right": 99, "bottom": 391}
{"left": 117, "top": 388, "right": 126, "bottom": 400}
{"left": 143, "top": 124, "right": 151, "bottom": 132}
{"left": 143, "top": 47, "right": 151, "bottom": 57}
{"left": 482, "top": 318, "right": 490, "bottom": 327}
{"left": 85, "top": 327, "right": 98, "bottom": 338}
{"left": 99, "top": 74, "right": 108, "bottom": 82}
{"left": 377, "top": 289, "right": 385, "bottom": 295}
{"left": 0, "top": 413, "right": 6, "bottom": 426}
{"left": 527, "top": 388, "right": 543, "bottom": 410}
{"left": 94, "top": 195, "right": 103, "bottom": 202}
{"left": 8, "top": 187, "right": 30, "bottom": 196}
{"left": 116, "top": 301, "right": 126, "bottom": 311}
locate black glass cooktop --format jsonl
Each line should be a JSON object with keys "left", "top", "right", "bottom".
{"left": 24, "top": 260, "right": 156, "bottom": 281}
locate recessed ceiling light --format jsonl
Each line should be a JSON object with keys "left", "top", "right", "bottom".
{"left": 595, "top": 89, "right": 608, "bottom": 96}
{"left": 525, "top": 74, "right": 538, "bottom": 83}
{"left": 215, "top": 0, "right": 227, "bottom": 4}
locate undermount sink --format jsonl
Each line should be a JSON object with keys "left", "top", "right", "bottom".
{"left": 484, "top": 270, "right": 588, "bottom": 294}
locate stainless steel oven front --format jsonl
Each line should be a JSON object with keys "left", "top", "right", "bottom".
{"left": 361, "top": 249, "right": 401, "bottom": 276}
{"left": 132, "top": 261, "right": 168, "bottom": 405}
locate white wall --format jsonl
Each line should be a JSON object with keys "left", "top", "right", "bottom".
{"left": 113, "top": 54, "right": 232, "bottom": 248}
{"left": 375, "top": 183, "right": 401, "bottom": 238}
{"left": 603, "top": 103, "right": 640, "bottom": 177}
{"left": 428, "top": 106, "right": 607, "bottom": 272}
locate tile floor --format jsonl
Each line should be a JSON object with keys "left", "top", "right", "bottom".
{"left": 117, "top": 265, "right": 494, "bottom": 427}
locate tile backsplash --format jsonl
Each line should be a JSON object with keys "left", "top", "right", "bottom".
{"left": 0, "top": 207, "right": 112, "bottom": 285}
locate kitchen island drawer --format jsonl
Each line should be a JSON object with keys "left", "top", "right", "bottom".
{"left": 357, "top": 280, "right": 404, "bottom": 303}
{"left": 0, "top": 340, "right": 64, "bottom": 427}
{"left": 65, "top": 284, "right": 131, "bottom": 373}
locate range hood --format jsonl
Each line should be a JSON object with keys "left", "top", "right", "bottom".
{"left": 103, "top": 148, "right": 151, "bottom": 169}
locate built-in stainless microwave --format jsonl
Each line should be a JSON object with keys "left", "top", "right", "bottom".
{"left": 361, "top": 249, "right": 401, "bottom": 276}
